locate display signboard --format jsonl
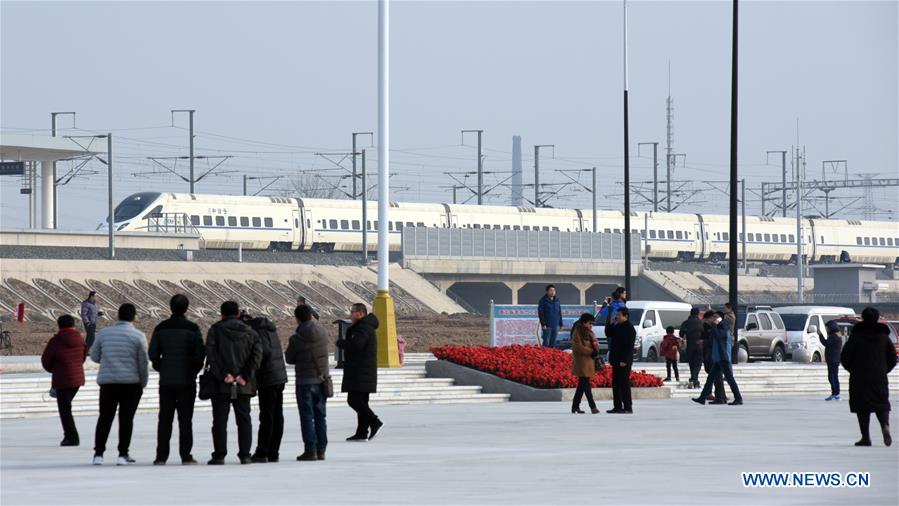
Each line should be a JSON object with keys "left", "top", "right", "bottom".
{"left": 489, "top": 303, "right": 599, "bottom": 347}
{"left": 0, "top": 161, "right": 25, "bottom": 176}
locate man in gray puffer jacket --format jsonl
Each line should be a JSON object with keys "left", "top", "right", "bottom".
{"left": 90, "top": 303, "right": 149, "bottom": 466}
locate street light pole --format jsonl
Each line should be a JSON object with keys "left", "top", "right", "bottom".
{"left": 623, "top": 0, "right": 632, "bottom": 296}
{"left": 374, "top": 0, "right": 400, "bottom": 367}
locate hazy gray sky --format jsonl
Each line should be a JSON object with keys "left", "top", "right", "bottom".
{"left": 1, "top": 0, "right": 897, "bottom": 229}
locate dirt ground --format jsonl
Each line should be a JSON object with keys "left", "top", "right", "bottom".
{"left": 1, "top": 313, "right": 489, "bottom": 356}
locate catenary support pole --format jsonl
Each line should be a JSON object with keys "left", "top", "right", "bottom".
{"left": 728, "top": 0, "right": 739, "bottom": 325}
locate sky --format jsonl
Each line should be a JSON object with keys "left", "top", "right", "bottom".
{"left": 1, "top": 0, "right": 897, "bottom": 230}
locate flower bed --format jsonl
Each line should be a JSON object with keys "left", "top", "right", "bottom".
{"left": 431, "top": 345, "right": 664, "bottom": 389}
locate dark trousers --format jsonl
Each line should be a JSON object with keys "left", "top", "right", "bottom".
{"left": 699, "top": 361, "right": 743, "bottom": 403}
{"left": 346, "top": 392, "right": 378, "bottom": 437}
{"left": 541, "top": 327, "right": 559, "bottom": 348}
{"left": 857, "top": 411, "right": 890, "bottom": 441}
{"left": 211, "top": 394, "right": 252, "bottom": 460}
{"left": 156, "top": 384, "right": 196, "bottom": 462}
{"left": 94, "top": 383, "right": 142, "bottom": 456}
{"left": 687, "top": 345, "right": 702, "bottom": 383}
{"left": 665, "top": 359, "right": 680, "bottom": 381}
{"left": 84, "top": 324, "right": 96, "bottom": 349}
{"left": 826, "top": 361, "right": 840, "bottom": 396}
{"left": 297, "top": 383, "right": 328, "bottom": 452}
{"left": 611, "top": 365, "right": 632, "bottom": 411}
{"left": 254, "top": 383, "right": 285, "bottom": 459}
{"left": 572, "top": 376, "right": 596, "bottom": 411}
{"left": 704, "top": 357, "right": 725, "bottom": 400}
{"left": 56, "top": 387, "right": 80, "bottom": 443}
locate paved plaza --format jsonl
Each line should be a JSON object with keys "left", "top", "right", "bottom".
{"left": 1, "top": 397, "right": 896, "bottom": 505}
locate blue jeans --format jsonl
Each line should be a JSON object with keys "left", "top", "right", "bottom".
{"left": 296, "top": 383, "right": 327, "bottom": 453}
{"left": 826, "top": 361, "right": 840, "bottom": 396}
{"left": 541, "top": 327, "right": 559, "bottom": 348}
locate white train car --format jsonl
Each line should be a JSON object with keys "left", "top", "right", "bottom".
{"left": 301, "top": 198, "right": 445, "bottom": 252}
{"left": 702, "top": 214, "right": 809, "bottom": 263}
{"left": 813, "top": 218, "right": 899, "bottom": 264}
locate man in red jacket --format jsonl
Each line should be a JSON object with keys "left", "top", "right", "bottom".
{"left": 41, "top": 314, "right": 88, "bottom": 446}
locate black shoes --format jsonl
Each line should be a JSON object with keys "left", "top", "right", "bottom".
{"left": 369, "top": 420, "right": 384, "bottom": 440}
{"left": 571, "top": 408, "right": 585, "bottom": 414}
{"left": 207, "top": 458, "right": 225, "bottom": 465}
{"left": 60, "top": 439, "right": 79, "bottom": 447}
{"left": 153, "top": 459, "right": 166, "bottom": 466}
{"left": 251, "top": 455, "right": 268, "bottom": 464}
{"left": 883, "top": 426, "right": 892, "bottom": 447}
{"left": 691, "top": 398, "right": 706, "bottom": 405}
{"left": 346, "top": 433, "right": 368, "bottom": 442}
{"left": 317, "top": 451, "right": 326, "bottom": 461}
{"left": 606, "top": 408, "right": 623, "bottom": 414}
{"left": 854, "top": 439, "right": 872, "bottom": 447}
{"left": 728, "top": 400, "right": 743, "bottom": 406}
{"left": 182, "top": 458, "right": 198, "bottom": 465}
{"left": 297, "top": 451, "right": 318, "bottom": 461}
{"left": 239, "top": 457, "right": 253, "bottom": 465}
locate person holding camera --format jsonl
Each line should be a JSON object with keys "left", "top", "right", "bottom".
{"left": 537, "top": 285, "right": 562, "bottom": 348}
{"left": 570, "top": 313, "right": 600, "bottom": 414}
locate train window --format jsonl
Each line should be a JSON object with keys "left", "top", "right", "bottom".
{"left": 639, "top": 230, "right": 645, "bottom": 238}
{"left": 494, "top": 225, "right": 501, "bottom": 230}
{"left": 738, "top": 233, "right": 743, "bottom": 241}
{"left": 649, "top": 230, "right": 656, "bottom": 239}
{"left": 228, "top": 216, "right": 237, "bottom": 227}
{"left": 614, "top": 228, "right": 621, "bottom": 234}
{"left": 351, "top": 220, "right": 360, "bottom": 230}
{"left": 473, "top": 224, "right": 481, "bottom": 229}
{"left": 666, "top": 230, "right": 674, "bottom": 239}
{"left": 295, "top": 219, "right": 299, "bottom": 228}
{"left": 252, "top": 217, "right": 262, "bottom": 227}
{"left": 503, "top": 225, "right": 511, "bottom": 230}
{"left": 675, "top": 231, "right": 683, "bottom": 239}
{"left": 604, "top": 228, "right": 611, "bottom": 233}
{"left": 888, "top": 238, "right": 894, "bottom": 246}
{"left": 215, "top": 216, "right": 225, "bottom": 226}
{"left": 763, "top": 233, "right": 771, "bottom": 242}
{"left": 782, "top": 234, "right": 788, "bottom": 242}
{"left": 513, "top": 225, "right": 520, "bottom": 230}
{"left": 722, "top": 232, "right": 729, "bottom": 241}
{"left": 879, "top": 238, "right": 886, "bottom": 246}
{"left": 788, "top": 234, "right": 794, "bottom": 242}
{"left": 523, "top": 226, "right": 531, "bottom": 231}
{"left": 406, "top": 221, "right": 414, "bottom": 228}
{"left": 864, "top": 237, "right": 870, "bottom": 245}
{"left": 395, "top": 222, "right": 403, "bottom": 231}
{"left": 264, "top": 218, "right": 273, "bottom": 228}
{"left": 418, "top": 222, "right": 426, "bottom": 228}
{"left": 306, "top": 219, "right": 311, "bottom": 228}
{"left": 329, "top": 219, "right": 338, "bottom": 229}
{"left": 340, "top": 219, "right": 349, "bottom": 230}
{"left": 374, "top": 221, "right": 379, "bottom": 230}
{"left": 366, "top": 221, "right": 372, "bottom": 230}
{"left": 772, "top": 234, "right": 779, "bottom": 243}
{"left": 552, "top": 227, "right": 559, "bottom": 231}
{"left": 388, "top": 222, "right": 393, "bottom": 231}
{"left": 190, "top": 215, "right": 200, "bottom": 226}
{"left": 203, "top": 216, "right": 212, "bottom": 226}
{"left": 240, "top": 217, "right": 249, "bottom": 227}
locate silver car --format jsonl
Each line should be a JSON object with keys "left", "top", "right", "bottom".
{"left": 735, "top": 307, "right": 788, "bottom": 362}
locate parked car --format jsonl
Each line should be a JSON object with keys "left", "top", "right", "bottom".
{"left": 831, "top": 316, "right": 899, "bottom": 357}
{"left": 594, "top": 301, "right": 692, "bottom": 362}
{"left": 734, "top": 306, "right": 788, "bottom": 362}
{"left": 774, "top": 306, "right": 856, "bottom": 363}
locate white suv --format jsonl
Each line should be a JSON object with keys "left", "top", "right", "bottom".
{"left": 774, "top": 306, "right": 856, "bottom": 363}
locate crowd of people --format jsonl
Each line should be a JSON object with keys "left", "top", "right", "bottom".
{"left": 40, "top": 292, "right": 385, "bottom": 465}
{"left": 555, "top": 286, "right": 894, "bottom": 447}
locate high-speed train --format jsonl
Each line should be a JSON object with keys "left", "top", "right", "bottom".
{"left": 107, "top": 192, "right": 899, "bottom": 264}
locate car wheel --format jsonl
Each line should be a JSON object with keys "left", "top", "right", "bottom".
{"left": 811, "top": 351, "right": 822, "bottom": 363}
{"left": 647, "top": 347, "right": 658, "bottom": 363}
{"left": 771, "top": 345, "right": 785, "bottom": 362}
{"left": 737, "top": 343, "right": 749, "bottom": 364}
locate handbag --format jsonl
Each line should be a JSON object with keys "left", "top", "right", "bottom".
{"left": 198, "top": 365, "right": 216, "bottom": 401}
{"left": 311, "top": 350, "right": 334, "bottom": 398}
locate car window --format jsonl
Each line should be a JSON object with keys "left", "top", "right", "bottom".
{"left": 768, "top": 312, "right": 784, "bottom": 329}
{"left": 779, "top": 314, "right": 808, "bottom": 331}
{"left": 643, "top": 310, "right": 658, "bottom": 327}
{"left": 759, "top": 313, "right": 773, "bottom": 330}
{"left": 746, "top": 314, "right": 759, "bottom": 329}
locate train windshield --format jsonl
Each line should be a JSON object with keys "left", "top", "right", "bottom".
{"left": 113, "top": 192, "right": 160, "bottom": 222}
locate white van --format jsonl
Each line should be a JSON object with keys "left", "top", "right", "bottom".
{"left": 774, "top": 306, "right": 856, "bottom": 363}
{"left": 595, "top": 301, "right": 693, "bottom": 362}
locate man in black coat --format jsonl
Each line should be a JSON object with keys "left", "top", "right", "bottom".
{"left": 285, "top": 304, "right": 331, "bottom": 461}
{"left": 680, "top": 308, "right": 704, "bottom": 388}
{"left": 205, "top": 301, "right": 263, "bottom": 465}
{"left": 148, "top": 294, "right": 205, "bottom": 465}
{"left": 605, "top": 306, "right": 636, "bottom": 414}
{"left": 242, "top": 312, "right": 288, "bottom": 463}
{"left": 336, "top": 303, "right": 383, "bottom": 440}
{"left": 840, "top": 307, "right": 897, "bottom": 447}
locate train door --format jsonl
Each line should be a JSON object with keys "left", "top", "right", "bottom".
{"left": 807, "top": 219, "right": 817, "bottom": 262}
{"left": 292, "top": 208, "right": 302, "bottom": 250}
{"left": 694, "top": 216, "right": 707, "bottom": 259}
{"left": 301, "top": 208, "right": 314, "bottom": 251}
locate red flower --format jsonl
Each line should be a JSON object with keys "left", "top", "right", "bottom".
{"left": 431, "top": 345, "right": 664, "bottom": 389}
